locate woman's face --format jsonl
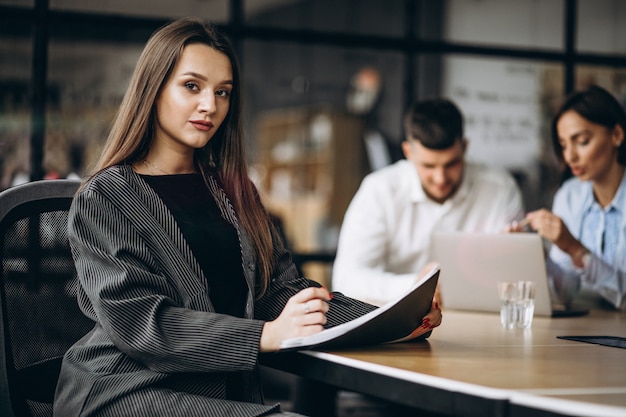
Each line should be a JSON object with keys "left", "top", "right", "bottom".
{"left": 154, "top": 43, "right": 233, "bottom": 153}
{"left": 556, "top": 110, "right": 623, "bottom": 182}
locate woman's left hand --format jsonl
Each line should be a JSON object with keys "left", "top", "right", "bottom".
{"left": 405, "top": 297, "right": 443, "bottom": 340}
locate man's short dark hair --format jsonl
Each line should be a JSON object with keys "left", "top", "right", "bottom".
{"left": 403, "top": 98, "right": 464, "bottom": 150}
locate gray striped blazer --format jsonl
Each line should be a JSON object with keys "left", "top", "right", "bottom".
{"left": 53, "top": 165, "right": 376, "bottom": 417}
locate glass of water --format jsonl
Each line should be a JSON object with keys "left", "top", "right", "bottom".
{"left": 497, "top": 281, "right": 536, "bottom": 329}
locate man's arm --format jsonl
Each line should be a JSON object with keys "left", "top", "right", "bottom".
{"left": 332, "top": 177, "right": 417, "bottom": 305}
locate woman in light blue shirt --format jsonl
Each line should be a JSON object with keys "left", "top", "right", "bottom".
{"left": 520, "top": 86, "right": 626, "bottom": 310}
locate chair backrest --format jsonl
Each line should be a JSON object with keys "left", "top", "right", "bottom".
{"left": 0, "top": 180, "right": 95, "bottom": 417}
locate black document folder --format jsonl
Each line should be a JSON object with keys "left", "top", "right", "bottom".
{"left": 557, "top": 335, "right": 626, "bottom": 349}
{"left": 279, "top": 265, "right": 439, "bottom": 351}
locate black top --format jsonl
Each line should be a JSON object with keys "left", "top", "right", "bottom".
{"left": 141, "top": 173, "right": 247, "bottom": 318}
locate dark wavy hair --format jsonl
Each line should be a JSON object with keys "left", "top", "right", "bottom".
{"left": 552, "top": 85, "right": 626, "bottom": 167}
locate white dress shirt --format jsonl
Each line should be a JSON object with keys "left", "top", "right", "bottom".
{"left": 332, "top": 159, "right": 524, "bottom": 305}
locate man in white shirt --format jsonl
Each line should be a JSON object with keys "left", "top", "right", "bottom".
{"left": 332, "top": 98, "right": 524, "bottom": 305}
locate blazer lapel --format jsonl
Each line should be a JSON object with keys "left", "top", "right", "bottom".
{"left": 203, "top": 172, "right": 257, "bottom": 316}
{"left": 114, "top": 165, "right": 256, "bottom": 315}
{"left": 110, "top": 165, "right": 209, "bottom": 305}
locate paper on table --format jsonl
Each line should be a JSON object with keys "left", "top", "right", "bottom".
{"left": 279, "top": 264, "right": 440, "bottom": 351}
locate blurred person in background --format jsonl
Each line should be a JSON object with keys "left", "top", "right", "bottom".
{"left": 511, "top": 85, "right": 626, "bottom": 311}
{"left": 333, "top": 98, "right": 524, "bottom": 306}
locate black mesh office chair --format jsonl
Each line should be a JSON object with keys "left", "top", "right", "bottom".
{"left": 0, "top": 180, "right": 95, "bottom": 417}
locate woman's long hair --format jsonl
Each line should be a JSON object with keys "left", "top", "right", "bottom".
{"left": 93, "top": 17, "right": 278, "bottom": 297}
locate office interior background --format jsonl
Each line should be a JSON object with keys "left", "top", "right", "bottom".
{"left": 1, "top": 0, "right": 626, "bottom": 285}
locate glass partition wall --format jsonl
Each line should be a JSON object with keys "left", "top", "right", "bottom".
{"left": 1, "top": 0, "right": 625, "bottom": 285}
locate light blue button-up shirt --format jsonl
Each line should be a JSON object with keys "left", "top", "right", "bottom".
{"left": 548, "top": 169, "right": 626, "bottom": 310}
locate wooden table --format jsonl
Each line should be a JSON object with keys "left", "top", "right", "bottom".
{"left": 261, "top": 309, "right": 626, "bottom": 417}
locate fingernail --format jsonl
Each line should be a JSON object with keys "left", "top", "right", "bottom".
{"left": 329, "top": 292, "right": 334, "bottom": 300}
{"left": 434, "top": 302, "right": 439, "bottom": 310}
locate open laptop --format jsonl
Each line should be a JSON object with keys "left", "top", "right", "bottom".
{"left": 431, "top": 232, "right": 588, "bottom": 317}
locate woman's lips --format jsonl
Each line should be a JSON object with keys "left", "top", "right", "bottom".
{"left": 570, "top": 166, "right": 585, "bottom": 176}
{"left": 190, "top": 120, "right": 213, "bottom": 131}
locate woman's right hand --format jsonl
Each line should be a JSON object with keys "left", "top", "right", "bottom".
{"left": 510, "top": 209, "right": 589, "bottom": 267}
{"left": 524, "top": 209, "right": 583, "bottom": 252}
{"left": 260, "top": 287, "right": 331, "bottom": 352}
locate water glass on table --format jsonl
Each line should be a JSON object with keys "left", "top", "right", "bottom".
{"left": 497, "top": 281, "right": 536, "bottom": 329}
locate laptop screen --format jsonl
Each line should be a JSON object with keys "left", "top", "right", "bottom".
{"left": 431, "top": 232, "right": 553, "bottom": 316}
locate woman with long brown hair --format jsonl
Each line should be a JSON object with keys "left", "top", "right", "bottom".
{"left": 53, "top": 17, "right": 442, "bottom": 417}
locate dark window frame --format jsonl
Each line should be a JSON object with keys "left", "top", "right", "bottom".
{"left": 1, "top": 0, "right": 625, "bottom": 180}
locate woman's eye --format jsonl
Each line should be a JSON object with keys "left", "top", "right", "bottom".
{"left": 216, "top": 89, "right": 231, "bottom": 98}
{"left": 185, "top": 82, "right": 199, "bottom": 91}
